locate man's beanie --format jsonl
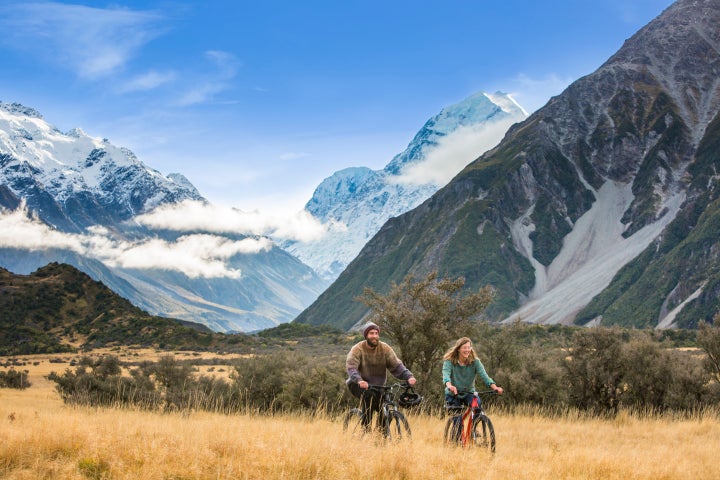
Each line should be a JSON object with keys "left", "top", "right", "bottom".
{"left": 363, "top": 322, "right": 380, "bottom": 338}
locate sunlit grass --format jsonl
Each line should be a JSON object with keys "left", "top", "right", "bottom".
{"left": 2, "top": 376, "right": 719, "bottom": 480}
{"left": 3, "top": 353, "right": 719, "bottom": 479}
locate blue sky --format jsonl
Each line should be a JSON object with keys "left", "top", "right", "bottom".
{"left": 0, "top": 0, "right": 675, "bottom": 215}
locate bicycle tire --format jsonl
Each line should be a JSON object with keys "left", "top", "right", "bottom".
{"left": 443, "top": 416, "right": 462, "bottom": 446}
{"left": 384, "top": 409, "right": 411, "bottom": 441}
{"left": 472, "top": 413, "right": 496, "bottom": 452}
{"left": 343, "top": 408, "right": 368, "bottom": 438}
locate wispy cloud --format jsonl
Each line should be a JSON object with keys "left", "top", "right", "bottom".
{"left": 118, "top": 71, "right": 177, "bottom": 93}
{"left": 0, "top": 206, "right": 274, "bottom": 279}
{"left": 135, "top": 200, "right": 329, "bottom": 243}
{"left": 0, "top": 2, "right": 166, "bottom": 79}
{"left": 510, "top": 73, "right": 574, "bottom": 113}
{"left": 393, "top": 118, "right": 520, "bottom": 187}
{"left": 0, "top": 207, "right": 85, "bottom": 252}
{"left": 96, "top": 233, "right": 270, "bottom": 279}
{"left": 174, "top": 50, "right": 241, "bottom": 106}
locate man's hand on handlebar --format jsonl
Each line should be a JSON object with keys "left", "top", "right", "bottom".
{"left": 359, "top": 377, "right": 415, "bottom": 389}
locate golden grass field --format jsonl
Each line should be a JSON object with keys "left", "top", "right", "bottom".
{"left": 2, "top": 351, "right": 720, "bottom": 480}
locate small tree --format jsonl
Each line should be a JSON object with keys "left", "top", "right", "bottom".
{"left": 148, "top": 355, "right": 194, "bottom": 390}
{"left": 562, "top": 327, "right": 626, "bottom": 414}
{"left": 697, "top": 317, "right": 720, "bottom": 383}
{"left": 358, "top": 271, "right": 494, "bottom": 389}
{"left": 0, "top": 369, "right": 31, "bottom": 389}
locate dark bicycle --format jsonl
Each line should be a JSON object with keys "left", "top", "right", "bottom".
{"left": 444, "top": 390, "right": 497, "bottom": 452}
{"left": 343, "top": 382, "right": 422, "bottom": 441}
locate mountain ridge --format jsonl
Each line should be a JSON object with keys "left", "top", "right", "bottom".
{"left": 283, "top": 91, "right": 527, "bottom": 281}
{"left": 295, "top": 0, "right": 720, "bottom": 331}
{"left": 0, "top": 102, "right": 328, "bottom": 332}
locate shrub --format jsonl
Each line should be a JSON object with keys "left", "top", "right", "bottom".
{"left": 0, "top": 369, "right": 31, "bottom": 389}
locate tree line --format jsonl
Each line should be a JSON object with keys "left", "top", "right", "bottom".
{"left": 362, "top": 272, "right": 720, "bottom": 415}
{"left": 31, "top": 272, "right": 720, "bottom": 416}
{"left": 43, "top": 322, "right": 720, "bottom": 416}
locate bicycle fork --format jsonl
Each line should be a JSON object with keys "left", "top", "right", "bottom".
{"left": 378, "top": 405, "right": 392, "bottom": 436}
{"left": 460, "top": 408, "right": 474, "bottom": 446}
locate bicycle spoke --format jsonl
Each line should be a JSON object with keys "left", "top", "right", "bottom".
{"left": 343, "top": 408, "right": 368, "bottom": 438}
{"left": 445, "top": 392, "right": 499, "bottom": 451}
{"left": 343, "top": 382, "right": 415, "bottom": 443}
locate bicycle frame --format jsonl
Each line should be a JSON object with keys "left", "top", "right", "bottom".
{"left": 366, "top": 383, "right": 401, "bottom": 428}
{"left": 445, "top": 390, "right": 496, "bottom": 450}
{"left": 343, "top": 382, "right": 412, "bottom": 440}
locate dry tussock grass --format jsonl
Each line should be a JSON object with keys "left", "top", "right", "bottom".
{"left": 1, "top": 357, "right": 719, "bottom": 479}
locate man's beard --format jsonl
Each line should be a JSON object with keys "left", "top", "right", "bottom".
{"left": 366, "top": 338, "right": 379, "bottom": 348}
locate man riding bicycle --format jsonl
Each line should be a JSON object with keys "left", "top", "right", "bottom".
{"left": 346, "top": 322, "right": 417, "bottom": 428}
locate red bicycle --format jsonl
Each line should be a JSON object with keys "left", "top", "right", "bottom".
{"left": 443, "top": 390, "right": 497, "bottom": 452}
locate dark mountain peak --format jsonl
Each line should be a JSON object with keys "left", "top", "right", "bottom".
{"left": 599, "top": 0, "right": 720, "bottom": 132}
{"left": 0, "top": 101, "right": 43, "bottom": 119}
{"left": 296, "top": 0, "right": 720, "bottom": 331}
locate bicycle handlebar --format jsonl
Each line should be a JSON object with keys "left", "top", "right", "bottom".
{"left": 364, "top": 382, "right": 411, "bottom": 390}
{"left": 476, "top": 390, "right": 500, "bottom": 395}
{"left": 450, "top": 389, "right": 500, "bottom": 396}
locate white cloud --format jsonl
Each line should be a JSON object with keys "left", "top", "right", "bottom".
{"left": 118, "top": 71, "right": 176, "bottom": 93}
{"left": 134, "top": 200, "right": 330, "bottom": 243}
{"left": 0, "top": 207, "right": 86, "bottom": 253}
{"left": 393, "top": 118, "right": 519, "bottom": 187}
{"left": 174, "top": 50, "right": 241, "bottom": 106}
{"left": 0, "top": 206, "right": 272, "bottom": 279}
{"left": 205, "top": 50, "right": 241, "bottom": 77}
{"left": 0, "top": 2, "right": 165, "bottom": 79}
{"left": 97, "top": 234, "right": 273, "bottom": 279}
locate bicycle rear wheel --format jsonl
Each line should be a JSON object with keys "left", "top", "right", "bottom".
{"left": 343, "top": 408, "right": 369, "bottom": 438}
{"left": 383, "top": 410, "right": 411, "bottom": 441}
{"left": 472, "top": 413, "right": 496, "bottom": 452}
{"left": 443, "top": 416, "right": 462, "bottom": 446}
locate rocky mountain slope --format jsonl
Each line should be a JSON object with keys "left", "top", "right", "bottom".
{"left": 295, "top": 0, "right": 720, "bottom": 331}
{"left": 0, "top": 102, "right": 327, "bottom": 332}
{"left": 282, "top": 91, "right": 527, "bottom": 280}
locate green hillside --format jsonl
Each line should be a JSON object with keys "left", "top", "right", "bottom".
{"left": 0, "top": 263, "right": 241, "bottom": 355}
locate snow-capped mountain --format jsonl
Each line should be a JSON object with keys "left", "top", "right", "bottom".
{"left": 0, "top": 101, "right": 328, "bottom": 332}
{"left": 283, "top": 91, "right": 527, "bottom": 280}
{"left": 296, "top": 0, "right": 720, "bottom": 331}
{"left": 0, "top": 102, "right": 203, "bottom": 232}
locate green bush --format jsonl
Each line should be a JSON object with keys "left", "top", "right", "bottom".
{"left": 230, "top": 353, "right": 350, "bottom": 413}
{"left": 45, "top": 323, "right": 720, "bottom": 418}
{"left": 0, "top": 369, "right": 31, "bottom": 389}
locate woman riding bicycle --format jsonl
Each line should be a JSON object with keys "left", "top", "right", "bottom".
{"left": 442, "top": 337, "right": 503, "bottom": 409}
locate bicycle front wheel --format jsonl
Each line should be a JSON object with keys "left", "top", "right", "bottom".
{"left": 343, "top": 408, "right": 369, "bottom": 438}
{"left": 383, "top": 410, "right": 411, "bottom": 441}
{"left": 443, "top": 416, "right": 462, "bottom": 446}
{"left": 472, "top": 414, "right": 496, "bottom": 452}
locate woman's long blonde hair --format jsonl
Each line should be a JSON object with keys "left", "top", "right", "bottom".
{"left": 443, "top": 337, "right": 477, "bottom": 365}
